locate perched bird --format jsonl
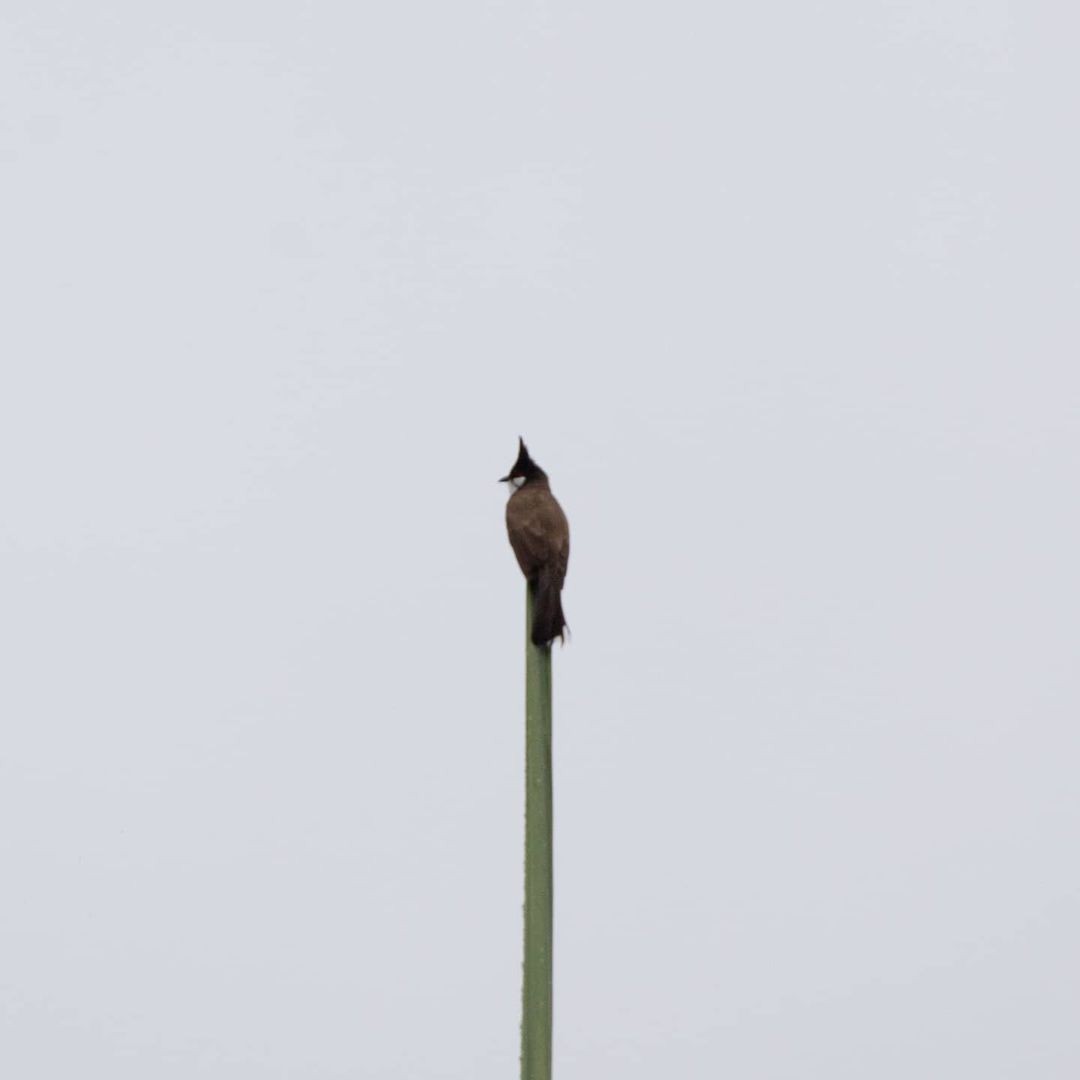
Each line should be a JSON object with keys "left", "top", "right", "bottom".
{"left": 500, "top": 438, "right": 570, "bottom": 647}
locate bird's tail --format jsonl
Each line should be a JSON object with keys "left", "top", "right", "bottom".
{"left": 531, "top": 569, "right": 567, "bottom": 647}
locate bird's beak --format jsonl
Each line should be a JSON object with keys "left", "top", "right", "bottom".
{"left": 498, "top": 474, "right": 512, "bottom": 483}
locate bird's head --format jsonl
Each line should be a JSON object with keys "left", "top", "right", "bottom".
{"left": 499, "top": 437, "right": 546, "bottom": 489}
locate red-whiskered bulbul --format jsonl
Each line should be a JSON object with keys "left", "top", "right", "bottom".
{"left": 500, "top": 438, "right": 570, "bottom": 647}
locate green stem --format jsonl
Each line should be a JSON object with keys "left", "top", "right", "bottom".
{"left": 521, "top": 587, "right": 553, "bottom": 1080}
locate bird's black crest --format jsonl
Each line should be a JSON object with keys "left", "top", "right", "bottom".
{"left": 499, "top": 437, "right": 546, "bottom": 482}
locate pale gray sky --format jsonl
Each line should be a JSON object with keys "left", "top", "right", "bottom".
{"left": 2, "top": 2, "right": 1078, "bottom": 1077}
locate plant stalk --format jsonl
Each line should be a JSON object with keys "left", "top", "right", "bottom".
{"left": 521, "top": 586, "right": 553, "bottom": 1080}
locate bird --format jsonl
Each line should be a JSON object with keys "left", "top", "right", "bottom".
{"left": 500, "top": 438, "right": 570, "bottom": 647}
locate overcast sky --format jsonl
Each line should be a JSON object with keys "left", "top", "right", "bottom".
{"left": 2, "top": 2, "right": 1078, "bottom": 1077}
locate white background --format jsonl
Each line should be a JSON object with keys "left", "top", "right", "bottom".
{"left": 2, "top": 2, "right": 1078, "bottom": 1076}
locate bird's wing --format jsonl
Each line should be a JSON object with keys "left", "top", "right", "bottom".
{"left": 527, "top": 500, "right": 569, "bottom": 585}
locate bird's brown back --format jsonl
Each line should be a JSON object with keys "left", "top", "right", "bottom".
{"left": 505, "top": 480, "right": 570, "bottom": 586}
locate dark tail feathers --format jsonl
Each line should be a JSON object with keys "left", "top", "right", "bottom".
{"left": 531, "top": 570, "right": 567, "bottom": 647}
